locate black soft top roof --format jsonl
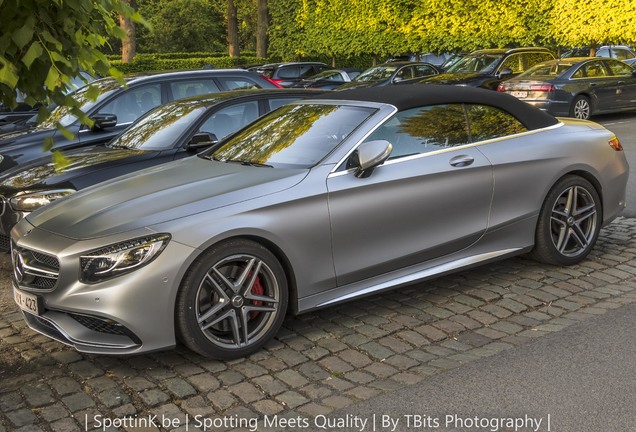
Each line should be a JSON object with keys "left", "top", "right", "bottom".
{"left": 321, "top": 84, "right": 559, "bottom": 130}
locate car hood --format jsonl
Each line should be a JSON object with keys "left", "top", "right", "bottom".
{"left": 0, "top": 146, "right": 151, "bottom": 191}
{"left": 421, "top": 72, "right": 488, "bottom": 85}
{"left": 0, "top": 126, "right": 54, "bottom": 148}
{"left": 27, "top": 156, "right": 308, "bottom": 240}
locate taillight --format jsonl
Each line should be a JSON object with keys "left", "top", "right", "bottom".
{"left": 608, "top": 136, "right": 623, "bottom": 151}
{"left": 529, "top": 84, "right": 554, "bottom": 92}
{"left": 260, "top": 75, "right": 283, "bottom": 88}
{"left": 497, "top": 83, "right": 506, "bottom": 92}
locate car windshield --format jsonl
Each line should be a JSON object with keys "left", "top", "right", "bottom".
{"left": 206, "top": 103, "right": 376, "bottom": 168}
{"left": 518, "top": 62, "right": 574, "bottom": 78}
{"left": 109, "top": 101, "right": 207, "bottom": 150}
{"left": 354, "top": 66, "right": 398, "bottom": 82}
{"left": 37, "top": 78, "right": 125, "bottom": 128}
{"left": 446, "top": 54, "right": 503, "bottom": 73}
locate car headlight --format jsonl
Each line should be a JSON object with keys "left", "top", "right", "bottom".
{"left": 80, "top": 234, "right": 171, "bottom": 283}
{"left": 9, "top": 189, "right": 76, "bottom": 212}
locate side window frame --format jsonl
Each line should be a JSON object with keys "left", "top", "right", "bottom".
{"left": 465, "top": 104, "right": 528, "bottom": 143}
{"left": 361, "top": 104, "right": 470, "bottom": 161}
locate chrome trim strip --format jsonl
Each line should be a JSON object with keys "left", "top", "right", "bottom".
{"left": 316, "top": 248, "right": 522, "bottom": 307}
{"left": 22, "top": 262, "right": 59, "bottom": 278}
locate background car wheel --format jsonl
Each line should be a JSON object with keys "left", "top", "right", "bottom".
{"left": 570, "top": 95, "right": 591, "bottom": 120}
{"left": 176, "top": 239, "right": 288, "bottom": 359}
{"left": 531, "top": 175, "right": 601, "bottom": 266}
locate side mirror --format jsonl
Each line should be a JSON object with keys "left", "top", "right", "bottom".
{"left": 349, "top": 140, "right": 392, "bottom": 178}
{"left": 392, "top": 76, "right": 404, "bottom": 83}
{"left": 186, "top": 132, "right": 218, "bottom": 151}
{"left": 90, "top": 113, "right": 117, "bottom": 131}
{"left": 498, "top": 68, "right": 513, "bottom": 78}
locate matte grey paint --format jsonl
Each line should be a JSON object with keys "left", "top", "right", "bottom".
{"left": 10, "top": 98, "right": 629, "bottom": 355}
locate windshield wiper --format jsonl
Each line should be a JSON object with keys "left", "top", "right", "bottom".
{"left": 224, "top": 158, "right": 272, "bottom": 168}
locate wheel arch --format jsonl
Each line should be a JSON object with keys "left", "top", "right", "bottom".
{"left": 571, "top": 92, "right": 594, "bottom": 115}
{"left": 562, "top": 169, "right": 604, "bottom": 217}
{"left": 198, "top": 234, "right": 300, "bottom": 315}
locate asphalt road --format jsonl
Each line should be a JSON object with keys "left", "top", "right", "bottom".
{"left": 310, "top": 299, "right": 636, "bottom": 432}
{"left": 596, "top": 112, "right": 636, "bottom": 217}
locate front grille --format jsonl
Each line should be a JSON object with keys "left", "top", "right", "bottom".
{"left": 68, "top": 313, "right": 141, "bottom": 344}
{"left": 23, "top": 312, "right": 70, "bottom": 344}
{"left": 12, "top": 244, "right": 60, "bottom": 291}
{"left": 69, "top": 314, "right": 129, "bottom": 336}
{"left": 0, "top": 234, "right": 9, "bottom": 252}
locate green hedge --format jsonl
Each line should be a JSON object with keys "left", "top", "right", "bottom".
{"left": 108, "top": 52, "right": 377, "bottom": 74}
{"left": 106, "top": 51, "right": 257, "bottom": 61}
{"left": 110, "top": 56, "right": 272, "bottom": 73}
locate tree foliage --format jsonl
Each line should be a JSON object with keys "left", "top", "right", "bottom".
{"left": 136, "top": 0, "right": 225, "bottom": 53}
{"left": 268, "top": 0, "right": 636, "bottom": 61}
{"left": 0, "top": 0, "right": 143, "bottom": 127}
{"left": 549, "top": 0, "right": 636, "bottom": 48}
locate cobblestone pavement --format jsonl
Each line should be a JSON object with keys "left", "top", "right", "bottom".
{"left": 1, "top": 218, "right": 635, "bottom": 432}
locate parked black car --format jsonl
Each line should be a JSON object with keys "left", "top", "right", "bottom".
{"left": 497, "top": 57, "right": 636, "bottom": 119}
{"left": 290, "top": 68, "right": 361, "bottom": 89}
{"left": 335, "top": 62, "right": 440, "bottom": 90}
{"left": 0, "top": 88, "right": 322, "bottom": 250}
{"left": 0, "top": 69, "right": 278, "bottom": 174}
{"left": 420, "top": 47, "right": 555, "bottom": 90}
{"left": 561, "top": 45, "right": 636, "bottom": 62}
{"left": 252, "top": 62, "right": 332, "bottom": 87}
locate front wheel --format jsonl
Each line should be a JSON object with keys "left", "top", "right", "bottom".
{"left": 531, "top": 175, "right": 601, "bottom": 266}
{"left": 176, "top": 239, "right": 288, "bottom": 359}
{"left": 570, "top": 95, "right": 591, "bottom": 120}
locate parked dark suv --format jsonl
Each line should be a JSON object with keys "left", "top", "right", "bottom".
{"left": 253, "top": 62, "right": 332, "bottom": 87}
{"left": 0, "top": 69, "right": 278, "bottom": 174}
{"left": 0, "top": 71, "right": 96, "bottom": 130}
{"left": 421, "top": 47, "right": 556, "bottom": 90}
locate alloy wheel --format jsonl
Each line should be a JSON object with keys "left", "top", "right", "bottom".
{"left": 549, "top": 185, "right": 598, "bottom": 258}
{"left": 195, "top": 254, "right": 281, "bottom": 349}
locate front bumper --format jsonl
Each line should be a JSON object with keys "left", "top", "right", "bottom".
{"left": 11, "top": 220, "right": 197, "bottom": 355}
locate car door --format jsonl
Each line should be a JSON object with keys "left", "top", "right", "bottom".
{"left": 579, "top": 60, "right": 617, "bottom": 111}
{"left": 192, "top": 100, "right": 262, "bottom": 149}
{"left": 393, "top": 66, "right": 415, "bottom": 83}
{"left": 327, "top": 104, "right": 493, "bottom": 286}
{"left": 79, "top": 83, "right": 163, "bottom": 147}
{"left": 603, "top": 59, "right": 636, "bottom": 109}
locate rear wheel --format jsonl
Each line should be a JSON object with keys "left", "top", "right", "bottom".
{"left": 570, "top": 95, "right": 591, "bottom": 120}
{"left": 532, "top": 175, "right": 601, "bottom": 266}
{"left": 176, "top": 239, "right": 288, "bottom": 359}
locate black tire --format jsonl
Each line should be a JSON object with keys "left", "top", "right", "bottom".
{"left": 531, "top": 175, "right": 601, "bottom": 266}
{"left": 570, "top": 95, "right": 591, "bottom": 120}
{"left": 176, "top": 239, "right": 288, "bottom": 359}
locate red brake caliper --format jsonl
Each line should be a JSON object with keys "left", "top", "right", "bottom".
{"left": 250, "top": 275, "right": 264, "bottom": 319}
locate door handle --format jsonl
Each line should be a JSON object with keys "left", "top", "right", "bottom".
{"left": 449, "top": 155, "right": 474, "bottom": 167}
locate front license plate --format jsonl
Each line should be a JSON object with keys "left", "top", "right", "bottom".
{"left": 14, "top": 288, "right": 41, "bottom": 315}
{"left": 510, "top": 91, "right": 528, "bottom": 98}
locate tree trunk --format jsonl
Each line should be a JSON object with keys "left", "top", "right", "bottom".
{"left": 120, "top": 0, "right": 136, "bottom": 63}
{"left": 256, "top": 0, "right": 268, "bottom": 58}
{"left": 227, "top": 0, "right": 240, "bottom": 57}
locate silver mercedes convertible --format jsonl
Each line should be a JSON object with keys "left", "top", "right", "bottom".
{"left": 10, "top": 85, "right": 629, "bottom": 359}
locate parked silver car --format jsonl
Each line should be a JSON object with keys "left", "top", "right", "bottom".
{"left": 10, "top": 85, "right": 629, "bottom": 359}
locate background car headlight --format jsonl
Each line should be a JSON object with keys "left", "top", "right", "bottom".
{"left": 80, "top": 234, "right": 171, "bottom": 283}
{"left": 10, "top": 189, "right": 75, "bottom": 212}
